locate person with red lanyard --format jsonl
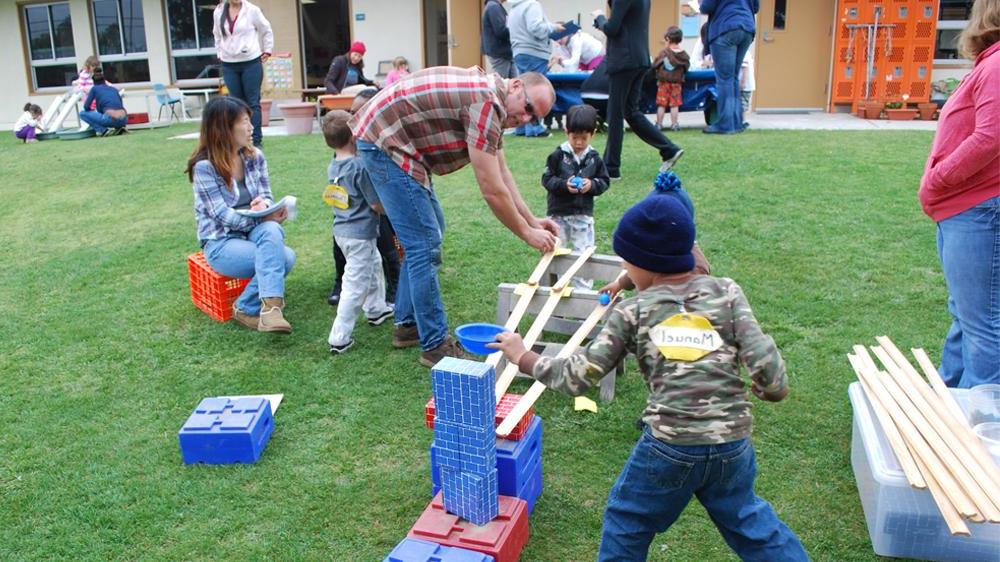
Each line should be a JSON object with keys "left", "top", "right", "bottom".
{"left": 918, "top": 0, "right": 1000, "bottom": 388}
{"left": 213, "top": 0, "right": 273, "bottom": 148}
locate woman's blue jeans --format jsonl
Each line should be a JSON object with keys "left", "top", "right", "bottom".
{"left": 937, "top": 196, "right": 1000, "bottom": 387}
{"left": 222, "top": 57, "right": 264, "bottom": 145}
{"left": 709, "top": 29, "right": 754, "bottom": 132}
{"left": 513, "top": 53, "right": 550, "bottom": 137}
{"left": 204, "top": 221, "right": 295, "bottom": 315}
{"left": 356, "top": 140, "right": 449, "bottom": 351}
{"left": 598, "top": 429, "right": 809, "bottom": 562}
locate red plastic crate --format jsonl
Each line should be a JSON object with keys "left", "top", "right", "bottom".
{"left": 425, "top": 394, "right": 535, "bottom": 440}
{"left": 126, "top": 112, "right": 149, "bottom": 124}
{"left": 408, "top": 493, "right": 529, "bottom": 562}
{"left": 187, "top": 251, "right": 249, "bottom": 322}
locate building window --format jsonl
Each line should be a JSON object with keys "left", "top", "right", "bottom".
{"left": 773, "top": 0, "right": 786, "bottom": 30}
{"left": 23, "top": 3, "right": 77, "bottom": 89}
{"left": 935, "top": 0, "right": 972, "bottom": 62}
{"left": 92, "top": 0, "right": 150, "bottom": 83}
{"left": 166, "top": 0, "right": 221, "bottom": 81}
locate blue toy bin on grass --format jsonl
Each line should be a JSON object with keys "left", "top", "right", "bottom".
{"left": 455, "top": 323, "right": 508, "bottom": 355}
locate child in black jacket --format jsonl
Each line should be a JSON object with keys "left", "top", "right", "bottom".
{"left": 541, "top": 104, "right": 611, "bottom": 288}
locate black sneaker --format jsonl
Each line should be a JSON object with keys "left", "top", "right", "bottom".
{"left": 329, "top": 339, "right": 354, "bottom": 355}
{"left": 659, "top": 149, "right": 684, "bottom": 172}
{"left": 367, "top": 309, "right": 394, "bottom": 326}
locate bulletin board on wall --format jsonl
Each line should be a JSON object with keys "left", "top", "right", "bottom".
{"left": 830, "top": 0, "right": 939, "bottom": 111}
{"left": 263, "top": 52, "right": 295, "bottom": 96}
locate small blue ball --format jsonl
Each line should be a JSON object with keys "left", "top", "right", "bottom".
{"left": 599, "top": 293, "right": 611, "bottom": 306}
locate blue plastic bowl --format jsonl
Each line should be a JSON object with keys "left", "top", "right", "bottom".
{"left": 455, "top": 323, "right": 508, "bottom": 355}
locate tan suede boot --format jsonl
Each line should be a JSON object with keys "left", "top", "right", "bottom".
{"left": 231, "top": 303, "right": 259, "bottom": 331}
{"left": 259, "top": 297, "right": 291, "bottom": 333}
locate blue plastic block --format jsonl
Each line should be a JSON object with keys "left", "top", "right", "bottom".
{"left": 520, "top": 454, "right": 543, "bottom": 515}
{"left": 178, "top": 397, "right": 274, "bottom": 464}
{"left": 441, "top": 466, "right": 499, "bottom": 526}
{"left": 384, "top": 538, "right": 494, "bottom": 562}
{"left": 495, "top": 416, "right": 542, "bottom": 496}
{"left": 431, "top": 358, "right": 496, "bottom": 427}
{"left": 433, "top": 419, "right": 496, "bottom": 474}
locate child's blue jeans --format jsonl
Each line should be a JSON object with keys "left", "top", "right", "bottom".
{"left": 598, "top": 428, "right": 809, "bottom": 562}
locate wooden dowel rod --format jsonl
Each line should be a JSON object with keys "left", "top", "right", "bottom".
{"left": 871, "top": 345, "right": 1000, "bottom": 520}
{"left": 853, "top": 361, "right": 981, "bottom": 519}
{"left": 909, "top": 347, "right": 1000, "bottom": 495}
{"left": 869, "top": 347, "right": 997, "bottom": 521}
{"left": 849, "top": 354, "right": 926, "bottom": 489}
{"left": 496, "top": 301, "right": 612, "bottom": 436}
{"left": 912, "top": 348, "right": 971, "bottom": 428}
{"left": 911, "top": 447, "right": 972, "bottom": 536}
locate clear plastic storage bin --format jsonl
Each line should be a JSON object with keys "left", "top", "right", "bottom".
{"left": 848, "top": 382, "right": 1000, "bottom": 561}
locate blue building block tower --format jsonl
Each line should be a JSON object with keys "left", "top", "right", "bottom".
{"left": 431, "top": 357, "right": 498, "bottom": 526}
{"left": 178, "top": 397, "right": 274, "bottom": 464}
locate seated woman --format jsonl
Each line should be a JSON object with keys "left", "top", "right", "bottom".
{"left": 324, "top": 41, "right": 376, "bottom": 94}
{"left": 186, "top": 96, "right": 296, "bottom": 333}
{"left": 79, "top": 68, "right": 127, "bottom": 136}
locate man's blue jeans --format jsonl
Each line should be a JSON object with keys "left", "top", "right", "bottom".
{"left": 937, "top": 195, "right": 1000, "bottom": 388}
{"left": 79, "top": 110, "right": 126, "bottom": 134}
{"left": 222, "top": 57, "right": 264, "bottom": 145}
{"left": 513, "top": 53, "right": 549, "bottom": 137}
{"left": 709, "top": 29, "right": 754, "bottom": 132}
{"left": 356, "top": 140, "right": 449, "bottom": 351}
{"left": 204, "top": 221, "right": 296, "bottom": 316}
{"left": 598, "top": 429, "right": 809, "bottom": 562}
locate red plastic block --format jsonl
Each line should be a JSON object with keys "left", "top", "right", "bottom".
{"left": 126, "top": 112, "right": 149, "bottom": 124}
{"left": 187, "top": 251, "right": 249, "bottom": 322}
{"left": 426, "top": 394, "right": 535, "bottom": 440}
{"left": 408, "top": 492, "right": 529, "bottom": 562}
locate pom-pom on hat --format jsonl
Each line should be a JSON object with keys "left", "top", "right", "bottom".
{"left": 349, "top": 41, "right": 366, "bottom": 55}
{"left": 613, "top": 195, "right": 695, "bottom": 274}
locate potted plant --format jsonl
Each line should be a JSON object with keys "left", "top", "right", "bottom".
{"left": 884, "top": 95, "right": 917, "bottom": 121}
{"left": 917, "top": 102, "right": 938, "bottom": 120}
{"left": 862, "top": 99, "right": 883, "bottom": 120}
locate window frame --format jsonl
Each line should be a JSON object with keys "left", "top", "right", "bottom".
{"left": 164, "top": 0, "right": 220, "bottom": 86}
{"left": 933, "top": 19, "right": 971, "bottom": 65}
{"left": 91, "top": 0, "right": 151, "bottom": 85}
{"left": 22, "top": 1, "right": 78, "bottom": 91}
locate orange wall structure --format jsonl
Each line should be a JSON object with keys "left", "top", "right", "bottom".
{"left": 831, "top": 0, "right": 938, "bottom": 111}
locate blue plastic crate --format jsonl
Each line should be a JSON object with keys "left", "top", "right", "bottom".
{"left": 431, "top": 358, "right": 496, "bottom": 428}
{"left": 496, "top": 416, "right": 542, "bottom": 496}
{"left": 384, "top": 538, "right": 495, "bottom": 562}
{"left": 520, "top": 455, "right": 543, "bottom": 515}
{"left": 178, "top": 397, "right": 274, "bottom": 464}
{"left": 441, "top": 466, "right": 499, "bottom": 526}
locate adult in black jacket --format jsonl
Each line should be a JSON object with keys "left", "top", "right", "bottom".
{"left": 324, "top": 41, "right": 375, "bottom": 94}
{"left": 593, "top": 0, "right": 683, "bottom": 179}
{"left": 482, "top": 0, "right": 516, "bottom": 78}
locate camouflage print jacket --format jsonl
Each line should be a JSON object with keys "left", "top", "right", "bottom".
{"left": 519, "top": 276, "right": 787, "bottom": 445}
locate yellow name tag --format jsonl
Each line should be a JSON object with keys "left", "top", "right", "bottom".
{"left": 650, "top": 313, "right": 722, "bottom": 361}
{"left": 323, "top": 184, "right": 349, "bottom": 209}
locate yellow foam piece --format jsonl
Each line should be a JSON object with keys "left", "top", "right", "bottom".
{"left": 574, "top": 396, "right": 598, "bottom": 413}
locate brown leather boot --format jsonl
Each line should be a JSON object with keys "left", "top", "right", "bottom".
{"left": 231, "top": 303, "right": 259, "bottom": 331}
{"left": 259, "top": 297, "right": 291, "bottom": 333}
{"left": 392, "top": 323, "right": 420, "bottom": 348}
{"left": 418, "top": 336, "right": 467, "bottom": 368}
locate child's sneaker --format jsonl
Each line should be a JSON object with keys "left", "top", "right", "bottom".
{"left": 367, "top": 309, "right": 394, "bottom": 326}
{"left": 329, "top": 339, "right": 354, "bottom": 355}
{"left": 659, "top": 148, "right": 684, "bottom": 172}
{"left": 670, "top": 123, "right": 681, "bottom": 132}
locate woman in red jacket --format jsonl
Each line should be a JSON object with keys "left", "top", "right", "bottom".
{"left": 918, "top": 0, "right": 1000, "bottom": 388}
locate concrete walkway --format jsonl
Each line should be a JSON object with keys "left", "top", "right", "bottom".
{"left": 166, "top": 110, "right": 937, "bottom": 141}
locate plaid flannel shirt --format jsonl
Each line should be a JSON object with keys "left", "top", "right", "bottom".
{"left": 192, "top": 149, "right": 274, "bottom": 245}
{"left": 350, "top": 66, "right": 507, "bottom": 188}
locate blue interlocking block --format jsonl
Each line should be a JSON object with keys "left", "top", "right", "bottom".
{"left": 384, "top": 538, "right": 495, "bottom": 562}
{"left": 440, "top": 466, "right": 499, "bottom": 526}
{"left": 495, "top": 416, "right": 542, "bottom": 496}
{"left": 178, "top": 397, "right": 274, "bottom": 464}
{"left": 433, "top": 418, "right": 495, "bottom": 474}
{"left": 431, "top": 358, "right": 496, "bottom": 427}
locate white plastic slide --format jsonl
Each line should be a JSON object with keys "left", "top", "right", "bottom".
{"left": 40, "top": 92, "right": 70, "bottom": 130}
{"left": 51, "top": 91, "right": 83, "bottom": 131}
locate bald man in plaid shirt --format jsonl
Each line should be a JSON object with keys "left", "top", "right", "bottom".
{"left": 350, "top": 66, "right": 560, "bottom": 368}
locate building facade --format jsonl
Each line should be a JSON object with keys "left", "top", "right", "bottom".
{"left": 2, "top": 0, "right": 976, "bottom": 127}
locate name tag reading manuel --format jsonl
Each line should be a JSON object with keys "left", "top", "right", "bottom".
{"left": 323, "top": 183, "right": 349, "bottom": 209}
{"left": 650, "top": 313, "right": 722, "bottom": 361}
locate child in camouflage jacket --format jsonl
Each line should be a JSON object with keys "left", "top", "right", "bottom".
{"left": 489, "top": 195, "right": 809, "bottom": 561}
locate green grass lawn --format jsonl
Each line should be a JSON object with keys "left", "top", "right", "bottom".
{"left": 0, "top": 125, "right": 942, "bottom": 561}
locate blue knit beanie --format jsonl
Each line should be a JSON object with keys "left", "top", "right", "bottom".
{"left": 613, "top": 195, "right": 695, "bottom": 274}
{"left": 652, "top": 170, "right": 695, "bottom": 219}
